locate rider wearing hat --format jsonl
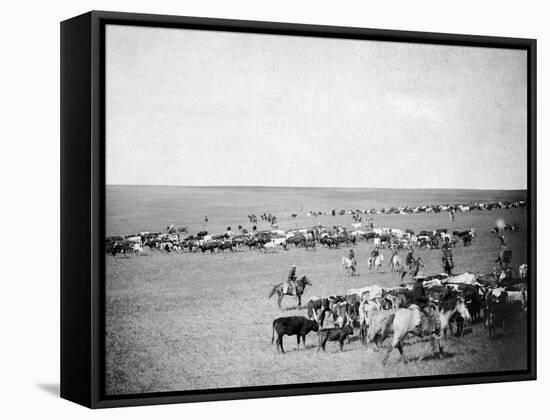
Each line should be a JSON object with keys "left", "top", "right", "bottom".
{"left": 406, "top": 248, "right": 414, "bottom": 267}
{"left": 412, "top": 272, "right": 438, "bottom": 334}
{"left": 412, "top": 272, "right": 429, "bottom": 309}
{"left": 441, "top": 237, "right": 454, "bottom": 275}
{"left": 349, "top": 248, "right": 356, "bottom": 264}
{"left": 284, "top": 264, "right": 297, "bottom": 294}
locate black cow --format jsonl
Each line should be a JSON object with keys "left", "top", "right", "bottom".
{"left": 486, "top": 290, "right": 509, "bottom": 338}
{"left": 272, "top": 316, "right": 319, "bottom": 353}
{"left": 218, "top": 240, "right": 234, "bottom": 252}
{"left": 317, "top": 325, "right": 354, "bottom": 352}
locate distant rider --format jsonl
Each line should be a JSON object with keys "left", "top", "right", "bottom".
{"left": 441, "top": 238, "right": 454, "bottom": 275}
{"left": 405, "top": 248, "right": 414, "bottom": 268}
{"left": 349, "top": 248, "right": 357, "bottom": 274}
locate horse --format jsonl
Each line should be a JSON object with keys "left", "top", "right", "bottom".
{"left": 400, "top": 257, "right": 424, "bottom": 282}
{"left": 341, "top": 257, "right": 357, "bottom": 276}
{"left": 268, "top": 275, "right": 312, "bottom": 308}
{"left": 389, "top": 254, "right": 402, "bottom": 271}
{"left": 382, "top": 295, "right": 471, "bottom": 365}
{"left": 368, "top": 254, "right": 384, "bottom": 271}
{"left": 442, "top": 254, "right": 454, "bottom": 275}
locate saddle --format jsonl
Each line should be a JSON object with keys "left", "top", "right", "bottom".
{"left": 283, "top": 281, "right": 296, "bottom": 295}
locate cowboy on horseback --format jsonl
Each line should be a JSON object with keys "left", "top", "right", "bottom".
{"left": 405, "top": 248, "right": 414, "bottom": 268}
{"left": 412, "top": 272, "right": 439, "bottom": 335}
{"left": 369, "top": 246, "right": 379, "bottom": 266}
{"left": 348, "top": 248, "right": 357, "bottom": 275}
{"left": 283, "top": 264, "right": 297, "bottom": 294}
{"left": 349, "top": 248, "right": 357, "bottom": 266}
{"left": 441, "top": 238, "right": 454, "bottom": 275}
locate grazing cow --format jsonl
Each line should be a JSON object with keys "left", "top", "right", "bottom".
{"left": 317, "top": 325, "right": 354, "bottom": 352}
{"left": 272, "top": 316, "right": 319, "bottom": 353}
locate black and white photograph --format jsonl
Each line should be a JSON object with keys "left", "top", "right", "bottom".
{"left": 103, "top": 22, "right": 532, "bottom": 396}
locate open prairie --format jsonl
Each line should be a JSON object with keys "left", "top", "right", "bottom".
{"left": 105, "top": 186, "right": 528, "bottom": 395}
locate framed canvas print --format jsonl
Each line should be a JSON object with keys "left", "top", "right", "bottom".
{"left": 61, "top": 11, "right": 536, "bottom": 408}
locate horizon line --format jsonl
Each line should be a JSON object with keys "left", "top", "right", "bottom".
{"left": 105, "top": 184, "right": 527, "bottom": 192}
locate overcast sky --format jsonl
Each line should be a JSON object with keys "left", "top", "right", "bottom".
{"left": 106, "top": 24, "right": 527, "bottom": 189}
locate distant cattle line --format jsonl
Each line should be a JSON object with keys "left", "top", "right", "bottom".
{"left": 105, "top": 198, "right": 525, "bottom": 256}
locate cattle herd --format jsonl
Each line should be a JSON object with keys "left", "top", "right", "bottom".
{"left": 304, "top": 199, "right": 527, "bottom": 218}
{"left": 272, "top": 268, "right": 528, "bottom": 360}
{"left": 105, "top": 199, "right": 527, "bottom": 257}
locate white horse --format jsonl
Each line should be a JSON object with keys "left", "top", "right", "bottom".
{"left": 368, "top": 254, "right": 384, "bottom": 271}
{"left": 382, "top": 296, "right": 471, "bottom": 364}
{"left": 341, "top": 257, "right": 357, "bottom": 276}
{"left": 389, "top": 254, "right": 402, "bottom": 271}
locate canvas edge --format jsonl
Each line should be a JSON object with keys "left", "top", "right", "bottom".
{"left": 59, "top": 10, "right": 537, "bottom": 409}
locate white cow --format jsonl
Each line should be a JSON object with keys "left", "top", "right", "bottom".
{"left": 444, "top": 272, "right": 476, "bottom": 285}
{"left": 347, "top": 285, "right": 383, "bottom": 301}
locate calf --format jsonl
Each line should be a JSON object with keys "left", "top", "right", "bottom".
{"left": 317, "top": 325, "right": 354, "bottom": 352}
{"left": 272, "top": 316, "right": 319, "bottom": 353}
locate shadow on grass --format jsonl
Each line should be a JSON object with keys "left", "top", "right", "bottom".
{"left": 408, "top": 351, "right": 457, "bottom": 363}
{"left": 281, "top": 305, "right": 302, "bottom": 311}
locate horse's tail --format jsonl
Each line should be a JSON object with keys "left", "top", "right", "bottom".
{"left": 268, "top": 285, "right": 278, "bottom": 299}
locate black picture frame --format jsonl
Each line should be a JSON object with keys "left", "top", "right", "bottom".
{"left": 61, "top": 10, "right": 537, "bottom": 409}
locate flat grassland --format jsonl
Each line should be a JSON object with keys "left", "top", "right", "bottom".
{"left": 105, "top": 186, "right": 528, "bottom": 395}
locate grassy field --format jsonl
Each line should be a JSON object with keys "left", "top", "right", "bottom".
{"left": 105, "top": 187, "right": 528, "bottom": 395}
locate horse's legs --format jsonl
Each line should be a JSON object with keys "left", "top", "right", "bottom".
{"left": 297, "top": 295, "right": 302, "bottom": 308}
{"left": 397, "top": 341, "right": 406, "bottom": 363}
{"left": 277, "top": 293, "right": 283, "bottom": 308}
{"left": 302, "top": 335, "right": 306, "bottom": 350}
{"left": 296, "top": 335, "right": 301, "bottom": 350}
{"left": 382, "top": 346, "right": 393, "bottom": 365}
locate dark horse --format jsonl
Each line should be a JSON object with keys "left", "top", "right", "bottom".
{"left": 400, "top": 257, "right": 424, "bottom": 282}
{"left": 268, "top": 276, "right": 312, "bottom": 308}
{"left": 442, "top": 254, "right": 454, "bottom": 276}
